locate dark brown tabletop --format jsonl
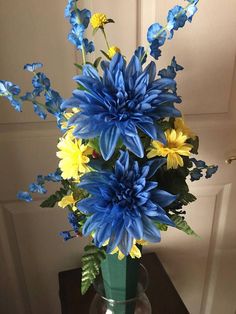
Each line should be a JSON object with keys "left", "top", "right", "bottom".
{"left": 58, "top": 252, "right": 189, "bottom": 314}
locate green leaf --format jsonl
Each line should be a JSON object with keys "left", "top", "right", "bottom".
{"left": 93, "top": 57, "right": 102, "bottom": 69}
{"left": 180, "top": 192, "right": 197, "bottom": 206}
{"left": 81, "top": 245, "right": 106, "bottom": 295}
{"left": 188, "top": 136, "right": 199, "bottom": 154}
{"left": 40, "top": 188, "right": 67, "bottom": 208}
{"left": 156, "top": 222, "right": 168, "bottom": 231}
{"left": 74, "top": 63, "right": 83, "bottom": 71}
{"left": 171, "top": 214, "right": 199, "bottom": 237}
{"left": 105, "top": 19, "right": 115, "bottom": 24}
{"left": 100, "top": 50, "right": 111, "bottom": 60}
{"left": 88, "top": 137, "right": 100, "bottom": 153}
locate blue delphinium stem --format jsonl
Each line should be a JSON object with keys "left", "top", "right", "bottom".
{"left": 74, "top": 2, "right": 86, "bottom": 64}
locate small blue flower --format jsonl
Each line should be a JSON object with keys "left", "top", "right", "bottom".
{"left": 191, "top": 158, "right": 206, "bottom": 168}
{"left": 206, "top": 166, "right": 218, "bottom": 179}
{"left": 59, "top": 231, "right": 74, "bottom": 241}
{"left": 78, "top": 151, "right": 176, "bottom": 256}
{"left": 147, "top": 23, "right": 167, "bottom": 60}
{"left": 83, "top": 38, "right": 95, "bottom": 54}
{"left": 68, "top": 24, "right": 85, "bottom": 50}
{"left": 32, "top": 73, "right": 50, "bottom": 95}
{"left": 167, "top": 5, "right": 188, "bottom": 39}
{"left": 17, "top": 191, "right": 33, "bottom": 202}
{"left": 147, "top": 23, "right": 167, "bottom": 44}
{"left": 29, "top": 183, "right": 47, "bottom": 194}
{"left": 65, "top": 0, "right": 78, "bottom": 18}
{"left": 0, "top": 80, "right": 22, "bottom": 111}
{"left": 45, "top": 90, "right": 63, "bottom": 115}
{"left": 33, "top": 104, "right": 47, "bottom": 120}
{"left": 70, "top": 9, "right": 91, "bottom": 28}
{"left": 62, "top": 53, "right": 181, "bottom": 160}
{"left": 68, "top": 212, "right": 79, "bottom": 233}
{"left": 44, "top": 169, "right": 62, "bottom": 182}
{"left": 158, "top": 57, "right": 184, "bottom": 81}
{"left": 187, "top": 4, "right": 198, "bottom": 22}
{"left": 23, "top": 63, "right": 43, "bottom": 72}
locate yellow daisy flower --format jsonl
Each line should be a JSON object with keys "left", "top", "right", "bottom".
{"left": 58, "top": 194, "right": 77, "bottom": 211}
{"left": 147, "top": 129, "right": 192, "bottom": 170}
{"left": 108, "top": 46, "right": 121, "bottom": 59}
{"left": 56, "top": 134, "right": 93, "bottom": 180}
{"left": 174, "top": 118, "right": 196, "bottom": 139}
{"left": 91, "top": 13, "right": 108, "bottom": 29}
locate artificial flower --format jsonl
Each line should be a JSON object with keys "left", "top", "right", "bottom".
{"left": 147, "top": 129, "right": 192, "bottom": 169}
{"left": 0, "top": 80, "right": 22, "bottom": 111}
{"left": 57, "top": 134, "right": 93, "bottom": 180}
{"left": 65, "top": 0, "right": 78, "bottom": 18}
{"left": 108, "top": 46, "right": 121, "bottom": 59}
{"left": 17, "top": 191, "right": 33, "bottom": 202}
{"left": 62, "top": 53, "right": 181, "bottom": 160}
{"left": 24, "top": 63, "right": 43, "bottom": 72}
{"left": 167, "top": 5, "right": 188, "bottom": 39}
{"left": 134, "top": 46, "right": 147, "bottom": 65}
{"left": 58, "top": 194, "right": 76, "bottom": 209}
{"left": 77, "top": 151, "right": 176, "bottom": 256}
{"left": 147, "top": 23, "right": 167, "bottom": 60}
{"left": 174, "top": 118, "right": 195, "bottom": 139}
{"left": 91, "top": 13, "right": 108, "bottom": 29}
{"left": 111, "top": 240, "right": 148, "bottom": 260}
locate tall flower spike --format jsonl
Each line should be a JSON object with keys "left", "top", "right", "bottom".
{"left": 62, "top": 53, "right": 181, "bottom": 160}
{"left": 78, "top": 151, "right": 176, "bottom": 256}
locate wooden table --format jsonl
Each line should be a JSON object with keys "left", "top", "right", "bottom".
{"left": 59, "top": 253, "right": 189, "bottom": 314}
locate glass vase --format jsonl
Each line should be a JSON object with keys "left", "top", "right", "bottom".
{"left": 89, "top": 264, "right": 152, "bottom": 314}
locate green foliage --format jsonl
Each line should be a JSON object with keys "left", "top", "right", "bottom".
{"left": 81, "top": 245, "right": 106, "bottom": 295}
{"left": 171, "top": 214, "right": 199, "bottom": 237}
{"left": 40, "top": 187, "right": 67, "bottom": 208}
{"left": 88, "top": 137, "right": 101, "bottom": 153}
{"left": 94, "top": 57, "right": 102, "bottom": 69}
{"left": 156, "top": 222, "right": 168, "bottom": 231}
{"left": 100, "top": 50, "right": 111, "bottom": 60}
{"left": 188, "top": 136, "right": 199, "bottom": 154}
{"left": 74, "top": 63, "right": 83, "bottom": 71}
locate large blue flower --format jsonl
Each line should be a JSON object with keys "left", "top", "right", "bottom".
{"left": 62, "top": 53, "right": 181, "bottom": 160}
{"left": 77, "top": 151, "right": 176, "bottom": 255}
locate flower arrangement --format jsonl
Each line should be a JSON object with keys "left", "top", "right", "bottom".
{"left": 0, "top": 0, "right": 218, "bottom": 298}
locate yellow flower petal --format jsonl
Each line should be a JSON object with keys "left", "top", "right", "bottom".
{"left": 58, "top": 194, "right": 75, "bottom": 208}
{"left": 108, "top": 46, "right": 121, "bottom": 59}
{"left": 57, "top": 134, "right": 92, "bottom": 180}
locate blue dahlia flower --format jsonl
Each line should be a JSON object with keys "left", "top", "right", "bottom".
{"left": 77, "top": 151, "right": 176, "bottom": 255}
{"left": 62, "top": 53, "right": 181, "bottom": 160}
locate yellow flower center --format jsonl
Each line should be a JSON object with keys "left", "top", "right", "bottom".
{"left": 91, "top": 13, "right": 108, "bottom": 29}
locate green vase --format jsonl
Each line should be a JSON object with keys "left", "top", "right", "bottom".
{"left": 100, "top": 254, "right": 139, "bottom": 314}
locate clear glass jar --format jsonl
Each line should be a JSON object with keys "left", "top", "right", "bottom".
{"left": 89, "top": 264, "right": 152, "bottom": 314}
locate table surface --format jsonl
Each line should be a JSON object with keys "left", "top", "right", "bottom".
{"left": 58, "top": 253, "right": 189, "bottom": 314}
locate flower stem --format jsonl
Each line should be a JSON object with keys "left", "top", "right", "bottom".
{"left": 101, "top": 27, "right": 110, "bottom": 51}
{"left": 74, "top": 2, "right": 86, "bottom": 65}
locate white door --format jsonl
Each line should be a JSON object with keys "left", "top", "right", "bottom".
{"left": 0, "top": 1, "right": 236, "bottom": 313}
